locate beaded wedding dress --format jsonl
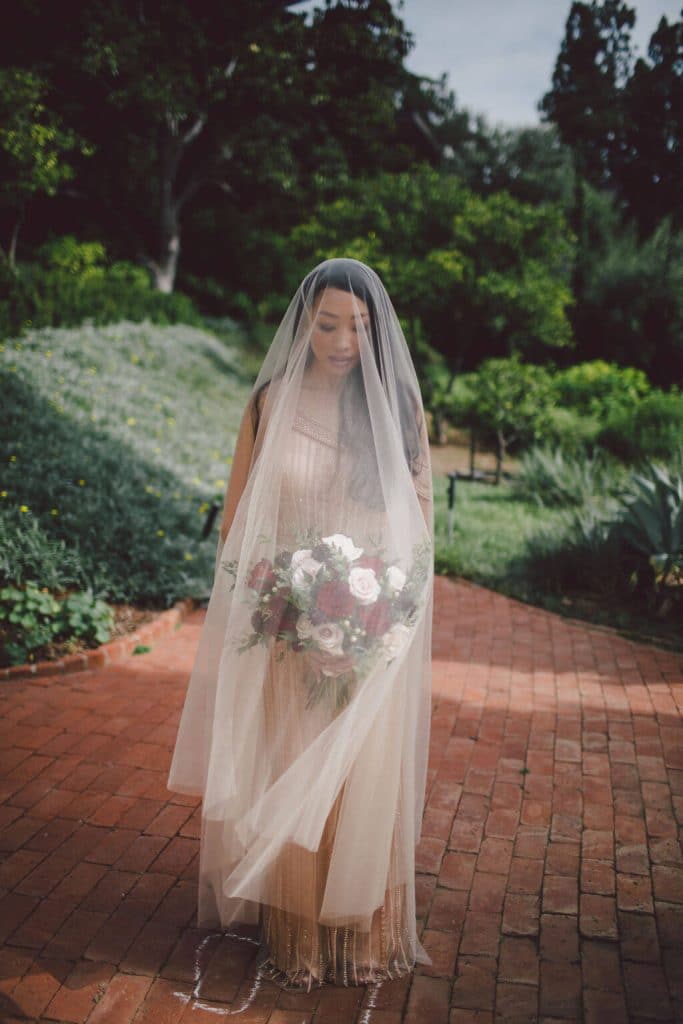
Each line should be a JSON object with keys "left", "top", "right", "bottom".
{"left": 168, "top": 258, "right": 434, "bottom": 990}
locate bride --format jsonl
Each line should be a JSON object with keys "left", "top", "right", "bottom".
{"left": 167, "top": 257, "right": 434, "bottom": 990}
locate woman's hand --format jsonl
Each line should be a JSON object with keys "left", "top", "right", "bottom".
{"left": 306, "top": 648, "right": 355, "bottom": 678}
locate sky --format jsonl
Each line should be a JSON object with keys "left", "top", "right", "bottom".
{"left": 295, "top": 0, "right": 682, "bottom": 130}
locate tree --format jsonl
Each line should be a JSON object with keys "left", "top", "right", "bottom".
{"left": 288, "top": 166, "right": 574, "bottom": 379}
{"left": 0, "top": 69, "right": 89, "bottom": 265}
{"left": 457, "top": 356, "right": 556, "bottom": 484}
{"left": 540, "top": 1, "right": 636, "bottom": 294}
{"left": 620, "top": 14, "right": 683, "bottom": 243}
{"left": 2, "top": 0, "right": 425, "bottom": 293}
{"left": 541, "top": 4, "right": 683, "bottom": 266}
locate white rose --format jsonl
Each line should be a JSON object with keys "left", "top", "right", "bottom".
{"left": 382, "top": 623, "right": 411, "bottom": 661}
{"left": 348, "top": 566, "right": 380, "bottom": 606}
{"left": 291, "top": 556, "right": 322, "bottom": 594}
{"left": 296, "top": 614, "right": 315, "bottom": 640}
{"left": 386, "top": 565, "right": 407, "bottom": 595}
{"left": 322, "top": 533, "right": 363, "bottom": 561}
{"left": 291, "top": 548, "right": 312, "bottom": 570}
{"left": 311, "top": 621, "right": 345, "bottom": 657}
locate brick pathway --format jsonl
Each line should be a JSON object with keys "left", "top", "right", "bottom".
{"left": 1, "top": 575, "right": 682, "bottom": 1024}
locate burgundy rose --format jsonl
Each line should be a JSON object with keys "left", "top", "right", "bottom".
{"left": 262, "top": 595, "right": 288, "bottom": 636}
{"left": 311, "top": 542, "right": 331, "bottom": 562}
{"left": 357, "top": 599, "right": 392, "bottom": 636}
{"left": 316, "top": 580, "right": 356, "bottom": 618}
{"left": 248, "top": 558, "right": 277, "bottom": 593}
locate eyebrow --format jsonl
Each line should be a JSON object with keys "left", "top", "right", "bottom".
{"left": 318, "top": 309, "right": 369, "bottom": 319}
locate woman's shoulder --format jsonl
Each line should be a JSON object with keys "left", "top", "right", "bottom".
{"left": 249, "top": 377, "right": 284, "bottom": 439}
{"left": 252, "top": 375, "right": 285, "bottom": 410}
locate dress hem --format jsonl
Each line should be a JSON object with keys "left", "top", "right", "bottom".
{"left": 256, "top": 951, "right": 416, "bottom": 993}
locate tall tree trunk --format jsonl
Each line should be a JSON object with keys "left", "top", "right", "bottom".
{"left": 8, "top": 206, "right": 24, "bottom": 268}
{"left": 433, "top": 409, "right": 447, "bottom": 445}
{"left": 495, "top": 429, "right": 506, "bottom": 485}
{"left": 155, "top": 200, "right": 180, "bottom": 294}
{"left": 150, "top": 113, "right": 206, "bottom": 293}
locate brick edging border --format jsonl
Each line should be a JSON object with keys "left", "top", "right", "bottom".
{"left": 1, "top": 597, "right": 198, "bottom": 683}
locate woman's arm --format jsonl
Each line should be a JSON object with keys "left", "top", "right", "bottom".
{"left": 412, "top": 405, "right": 433, "bottom": 529}
{"left": 218, "top": 391, "right": 264, "bottom": 545}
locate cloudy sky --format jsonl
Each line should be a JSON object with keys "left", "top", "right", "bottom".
{"left": 295, "top": 1, "right": 681, "bottom": 129}
{"left": 399, "top": 0, "right": 682, "bottom": 129}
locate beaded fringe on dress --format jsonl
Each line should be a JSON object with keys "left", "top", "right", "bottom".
{"left": 255, "top": 638, "right": 415, "bottom": 991}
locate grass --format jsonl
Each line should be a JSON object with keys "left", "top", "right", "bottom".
{"left": 432, "top": 471, "right": 683, "bottom": 651}
{"left": 1, "top": 319, "right": 253, "bottom": 607}
{"left": 433, "top": 477, "right": 567, "bottom": 587}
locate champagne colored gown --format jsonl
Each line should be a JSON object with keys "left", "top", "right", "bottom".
{"left": 256, "top": 391, "right": 417, "bottom": 988}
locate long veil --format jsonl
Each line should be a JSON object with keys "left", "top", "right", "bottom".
{"left": 168, "top": 257, "right": 434, "bottom": 974}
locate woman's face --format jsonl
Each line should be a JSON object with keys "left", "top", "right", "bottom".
{"left": 308, "top": 287, "right": 368, "bottom": 378}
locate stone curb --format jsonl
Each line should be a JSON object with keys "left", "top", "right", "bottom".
{"left": 1, "top": 597, "right": 198, "bottom": 684}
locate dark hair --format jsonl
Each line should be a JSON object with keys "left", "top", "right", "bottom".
{"left": 252, "top": 260, "right": 424, "bottom": 506}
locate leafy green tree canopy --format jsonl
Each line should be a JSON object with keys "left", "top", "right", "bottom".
{"left": 289, "top": 165, "right": 574, "bottom": 374}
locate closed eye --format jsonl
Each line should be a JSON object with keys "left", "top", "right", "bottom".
{"left": 318, "top": 320, "right": 369, "bottom": 333}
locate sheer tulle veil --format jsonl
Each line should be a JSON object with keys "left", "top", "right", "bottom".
{"left": 167, "top": 257, "right": 434, "bottom": 975}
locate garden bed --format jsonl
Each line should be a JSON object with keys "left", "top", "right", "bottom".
{"left": 0, "top": 601, "right": 160, "bottom": 670}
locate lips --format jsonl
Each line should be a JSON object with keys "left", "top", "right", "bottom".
{"left": 329, "top": 356, "right": 353, "bottom": 367}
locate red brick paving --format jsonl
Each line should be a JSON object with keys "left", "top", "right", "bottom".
{"left": 1, "top": 575, "right": 682, "bottom": 1023}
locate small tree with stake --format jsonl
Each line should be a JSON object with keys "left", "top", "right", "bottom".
{"left": 463, "top": 356, "right": 555, "bottom": 484}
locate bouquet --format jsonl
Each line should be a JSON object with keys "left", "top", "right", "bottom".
{"left": 222, "top": 532, "right": 431, "bottom": 710}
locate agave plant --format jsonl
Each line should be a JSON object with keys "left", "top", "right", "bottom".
{"left": 515, "top": 445, "right": 623, "bottom": 508}
{"left": 619, "top": 461, "right": 683, "bottom": 589}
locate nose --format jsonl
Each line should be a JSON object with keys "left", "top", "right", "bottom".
{"left": 336, "top": 328, "right": 357, "bottom": 350}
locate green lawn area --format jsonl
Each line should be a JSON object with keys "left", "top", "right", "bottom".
{"left": 433, "top": 473, "right": 683, "bottom": 651}
{"left": 434, "top": 477, "right": 567, "bottom": 589}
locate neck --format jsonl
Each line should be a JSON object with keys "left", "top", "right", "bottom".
{"left": 303, "top": 362, "right": 346, "bottom": 393}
